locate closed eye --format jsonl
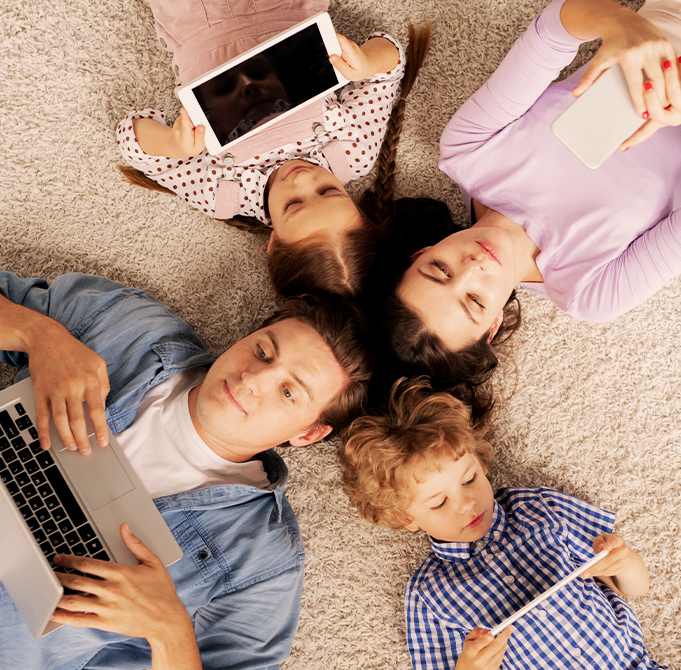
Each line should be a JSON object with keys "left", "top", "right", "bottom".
{"left": 284, "top": 199, "right": 302, "bottom": 212}
{"left": 432, "top": 497, "right": 447, "bottom": 510}
{"left": 463, "top": 473, "right": 478, "bottom": 486}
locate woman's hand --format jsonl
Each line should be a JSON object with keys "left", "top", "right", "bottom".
{"left": 566, "top": 0, "right": 681, "bottom": 150}
{"left": 329, "top": 35, "right": 399, "bottom": 81}
{"left": 454, "top": 626, "right": 513, "bottom": 670}
{"left": 52, "top": 524, "right": 202, "bottom": 670}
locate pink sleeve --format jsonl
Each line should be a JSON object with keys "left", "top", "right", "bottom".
{"left": 439, "top": 0, "right": 584, "bottom": 172}
{"left": 568, "top": 210, "right": 681, "bottom": 322}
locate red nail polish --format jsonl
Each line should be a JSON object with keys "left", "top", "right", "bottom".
{"left": 678, "top": 56, "right": 681, "bottom": 63}
{"left": 642, "top": 111, "right": 649, "bottom": 120}
{"left": 644, "top": 81, "right": 653, "bottom": 92}
{"left": 664, "top": 60, "right": 672, "bottom": 70}
{"left": 623, "top": 147, "right": 629, "bottom": 152}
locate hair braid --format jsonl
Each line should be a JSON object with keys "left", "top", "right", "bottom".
{"left": 363, "top": 22, "right": 432, "bottom": 229}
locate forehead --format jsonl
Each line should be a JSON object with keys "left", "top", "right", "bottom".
{"left": 410, "top": 450, "right": 476, "bottom": 488}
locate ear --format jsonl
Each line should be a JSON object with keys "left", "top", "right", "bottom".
{"left": 486, "top": 311, "right": 504, "bottom": 344}
{"left": 401, "top": 515, "right": 421, "bottom": 532}
{"left": 410, "top": 246, "right": 432, "bottom": 261}
{"left": 267, "top": 231, "right": 276, "bottom": 255}
{"left": 288, "top": 423, "right": 333, "bottom": 447}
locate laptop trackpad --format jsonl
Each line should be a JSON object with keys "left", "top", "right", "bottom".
{"left": 58, "top": 437, "right": 135, "bottom": 511}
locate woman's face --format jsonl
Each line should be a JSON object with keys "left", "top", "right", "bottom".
{"left": 267, "top": 160, "right": 363, "bottom": 246}
{"left": 398, "top": 227, "right": 519, "bottom": 351}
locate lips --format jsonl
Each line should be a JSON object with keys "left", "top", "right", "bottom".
{"left": 285, "top": 163, "right": 308, "bottom": 179}
{"left": 465, "top": 512, "right": 485, "bottom": 530}
{"left": 223, "top": 381, "right": 246, "bottom": 414}
{"left": 477, "top": 241, "right": 500, "bottom": 264}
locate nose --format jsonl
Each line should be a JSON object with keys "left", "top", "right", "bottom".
{"left": 456, "top": 493, "right": 476, "bottom": 514}
{"left": 241, "top": 365, "right": 274, "bottom": 396}
{"left": 237, "top": 73, "right": 260, "bottom": 98}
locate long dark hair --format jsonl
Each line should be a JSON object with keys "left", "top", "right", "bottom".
{"left": 118, "top": 22, "right": 433, "bottom": 298}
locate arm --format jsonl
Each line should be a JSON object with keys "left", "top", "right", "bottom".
{"left": 582, "top": 534, "right": 650, "bottom": 597}
{"left": 562, "top": 0, "right": 681, "bottom": 149}
{"left": 329, "top": 34, "right": 400, "bottom": 82}
{"left": 51, "top": 524, "right": 202, "bottom": 670}
{"left": 132, "top": 107, "right": 206, "bottom": 159}
{"left": 0, "top": 287, "right": 110, "bottom": 455}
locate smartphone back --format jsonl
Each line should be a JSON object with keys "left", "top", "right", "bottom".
{"left": 551, "top": 64, "right": 645, "bottom": 169}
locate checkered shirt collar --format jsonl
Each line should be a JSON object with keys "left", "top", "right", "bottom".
{"left": 430, "top": 500, "right": 507, "bottom": 561}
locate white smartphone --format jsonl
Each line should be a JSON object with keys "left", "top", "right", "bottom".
{"left": 487, "top": 548, "right": 610, "bottom": 636}
{"left": 177, "top": 12, "right": 348, "bottom": 156}
{"left": 551, "top": 64, "right": 645, "bottom": 169}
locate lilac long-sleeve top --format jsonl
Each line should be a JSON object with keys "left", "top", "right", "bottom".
{"left": 439, "top": 0, "right": 681, "bottom": 322}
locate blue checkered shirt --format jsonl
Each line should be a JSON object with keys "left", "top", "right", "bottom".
{"left": 405, "top": 487, "right": 666, "bottom": 669}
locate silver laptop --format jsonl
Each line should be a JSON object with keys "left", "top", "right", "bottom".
{"left": 0, "top": 377, "right": 183, "bottom": 639}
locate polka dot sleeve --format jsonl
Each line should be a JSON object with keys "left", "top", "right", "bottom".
{"left": 326, "top": 33, "right": 406, "bottom": 179}
{"left": 116, "top": 109, "right": 222, "bottom": 216}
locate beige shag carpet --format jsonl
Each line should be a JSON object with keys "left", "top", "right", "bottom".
{"left": 1, "top": 0, "right": 679, "bottom": 667}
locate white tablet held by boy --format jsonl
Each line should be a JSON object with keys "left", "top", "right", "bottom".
{"left": 177, "top": 12, "right": 348, "bottom": 156}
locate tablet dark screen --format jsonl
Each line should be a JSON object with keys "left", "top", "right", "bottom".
{"left": 193, "top": 24, "right": 340, "bottom": 147}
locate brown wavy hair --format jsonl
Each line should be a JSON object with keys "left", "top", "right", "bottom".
{"left": 118, "top": 22, "right": 433, "bottom": 297}
{"left": 340, "top": 376, "right": 493, "bottom": 529}
{"left": 260, "top": 293, "right": 373, "bottom": 432}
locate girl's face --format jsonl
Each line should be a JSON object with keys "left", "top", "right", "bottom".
{"left": 397, "top": 227, "right": 519, "bottom": 351}
{"left": 267, "top": 160, "right": 363, "bottom": 246}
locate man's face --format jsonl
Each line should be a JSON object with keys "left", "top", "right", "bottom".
{"left": 402, "top": 452, "right": 495, "bottom": 543}
{"left": 190, "top": 318, "right": 348, "bottom": 461}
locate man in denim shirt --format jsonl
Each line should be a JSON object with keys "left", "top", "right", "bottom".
{"left": 0, "top": 272, "right": 372, "bottom": 670}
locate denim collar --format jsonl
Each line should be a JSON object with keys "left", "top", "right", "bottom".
{"left": 430, "top": 501, "right": 507, "bottom": 561}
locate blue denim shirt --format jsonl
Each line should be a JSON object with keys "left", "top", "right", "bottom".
{"left": 0, "top": 273, "right": 304, "bottom": 670}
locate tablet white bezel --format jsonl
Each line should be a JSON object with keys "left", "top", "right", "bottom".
{"left": 177, "top": 12, "right": 348, "bottom": 156}
{"left": 487, "top": 548, "right": 610, "bottom": 636}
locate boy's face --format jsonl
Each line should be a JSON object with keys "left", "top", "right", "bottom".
{"left": 402, "top": 452, "right": 495, "bottom": 543}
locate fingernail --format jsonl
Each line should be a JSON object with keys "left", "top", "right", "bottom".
{"left": 81, "top": 448, "right": 92, "bottom": 456}
{"left": 39, "top": 438, "right": 50, "bottom": 450}
{"left": 642, "top": 111, "right": 649, "bottom": 120}
{"left": 66, "top": 443, "right": 77, "bottom": 451}
{"left": 623, "top": 146, "right": 629, "bottom": 152}
{"left": 664, "top": 60, "right": 672, "bottom": 70}
{"left": 98, "top": 437, "right": 109, "bottom": 447}
{"left": 53, "top": 555, "right": 62, "bottom": 564}
{"left": 678, "top": 56, "right": 681, "bottom": 63}
{"left": 644, "top": 82, "right": 653, "bottom": 92}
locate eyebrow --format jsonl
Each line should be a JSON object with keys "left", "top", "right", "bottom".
{"left": 417, "top": 269, "right": 480, "bottom": 326}
{"left": 266, "top": 331, "right": 315, "bottom": 404}
{"left": 285, "top": 191, "right": 348, "bottom": 223}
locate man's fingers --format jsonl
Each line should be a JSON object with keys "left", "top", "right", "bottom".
{"left": 84, "top": 389, "right": 109, "bottom": 448}
{"left": 48, "top": 399, "right": 79, "bottom": 453}
{"left": 120, "top": 523, "right": 158, "bottom": 566}
{"left": 34, "top": 397, "right": 52, "bottom": 451}
{"left": 51, "top": 608, "right": 100, "bottom": 627}
{"left": 54, "top": 553, "right": 116, "bottom": 580}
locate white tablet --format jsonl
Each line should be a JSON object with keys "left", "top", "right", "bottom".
{"left": 488, "top": 548, "right": 610, "bottom": 636}
{"left": 177, "top": 12, "right": 348, "bottom": 156}
{"left": 551, "top": 64, "right": 645, "bottom": 169}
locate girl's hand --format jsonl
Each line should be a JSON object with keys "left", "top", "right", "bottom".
{"left": 169, "top": 108, "right": 206, "bottom": 157}
{"left": 454, "top": 626, "right": 513, "bottom": 670}
{"left": 329, "top": 35, "right": 399, "bottom": 81}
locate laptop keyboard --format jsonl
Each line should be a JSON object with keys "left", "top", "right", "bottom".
{"left": 0, "top": 403, "right": 111, "bottom": 576}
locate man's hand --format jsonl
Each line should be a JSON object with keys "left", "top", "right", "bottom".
{"left": 329, "top": 35, "right": 399, "bottom": 82}
{"left": 454, "top": 626, "right": 513, "bottom": 670}
{"left": 27, "top": 320, "right": 110, "bottom": 455}
{"left": 581, "top": 534, "right": 650, "bottom": 597}
{"left": 52, "top": 523, "right": 201, "bottom": 670}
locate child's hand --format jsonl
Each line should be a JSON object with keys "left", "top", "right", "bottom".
{"left": 581, "top": 534, "right": 650, "bottom": 597}
{"left": 329, "top": 35, "right": 399, "bottom": 82}
{"left": 581, "top": 534, "right": 630, "bottom": 580}
{"left": 454, "top": 626, "right": 513, "bottom": 670}
{"left": 169, "top": 108, "right": 206, "bottom": 157}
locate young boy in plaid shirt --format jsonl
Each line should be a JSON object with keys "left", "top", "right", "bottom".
{"left": 340, "top": 378, "right": 664, "bottom": 670}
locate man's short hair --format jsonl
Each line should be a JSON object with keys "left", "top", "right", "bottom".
{"left": 339, "top": 377, "right": 493, "bottom": 529}
{"left": 260, "top": 294, "right": 373, "bottom": 432}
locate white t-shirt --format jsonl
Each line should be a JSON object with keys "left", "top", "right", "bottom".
{"left": 115, "top": 368, "right": 269, "bottom": 498}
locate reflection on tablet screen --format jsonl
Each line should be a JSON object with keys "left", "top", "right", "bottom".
{"left": 193, "top": 24, "right": 339, "bottom": 146}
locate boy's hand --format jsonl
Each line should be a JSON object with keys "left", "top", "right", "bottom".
{"left": 329, "top": 35, "right": 399, "bottom": 81}
{"left": 455, "top": 626, "right": 513, "bottom": 670}
{"left": 581, "top": 534, "right": 630, "bottom": 580}
{"left": 169, "top": 108, "right": 206, "bottom": 157}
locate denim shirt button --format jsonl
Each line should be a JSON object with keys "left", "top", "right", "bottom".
{"left": 198, "top": 550, "right": 209, "bottom": 560}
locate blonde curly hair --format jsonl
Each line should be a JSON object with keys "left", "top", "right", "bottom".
{"left": 339, "top": 377, "right": 493, "bottom": 529}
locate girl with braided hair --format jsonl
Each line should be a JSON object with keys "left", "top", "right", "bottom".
{"left": 117, "top": 0, "right": 430, "bottom": 297}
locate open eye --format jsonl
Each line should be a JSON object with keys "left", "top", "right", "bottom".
{"left": 282, "top": 386, "right": 294, "bottom": 402}
{"left": 430, "top": 260, "right": 449, "bottom": 277}
{"left": 256, "top": 345, "right": 270, "bottom": 362}
{"left": 468, "top": 294, "right": 485, "bottom": 309}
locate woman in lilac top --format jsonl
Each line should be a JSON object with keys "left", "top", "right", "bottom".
{"left": 382, "top": 0, "right": 681, "bottom": 403}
